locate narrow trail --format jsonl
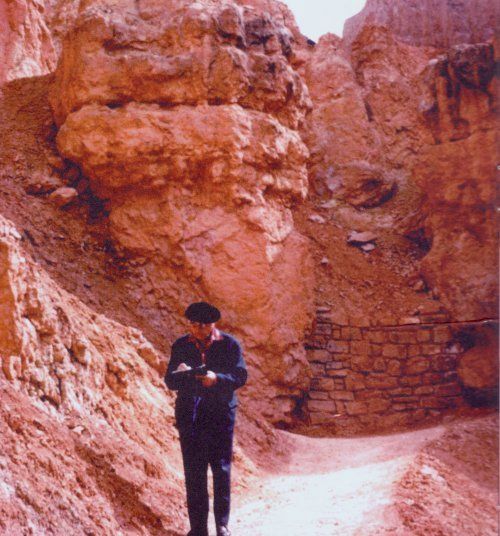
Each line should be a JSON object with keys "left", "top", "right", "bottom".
{"left": 231, "top": 426, "right": 444, "bottom": 535}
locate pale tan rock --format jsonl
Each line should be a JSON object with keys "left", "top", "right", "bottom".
{"left": 347, "top": 231, "right": 377, "bottom": 244}
{"left": 49, "top": 186, "right": 78, "bottom": 207}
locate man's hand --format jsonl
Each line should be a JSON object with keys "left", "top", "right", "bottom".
{"left": 196, "top": 370, "right": 217, "bottom": 388}
{"left": 176, "top": 363, "right": 192, "bottom": 372}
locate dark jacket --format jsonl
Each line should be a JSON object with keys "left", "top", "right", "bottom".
{"left": 165, "top": 332, "right": 247, "bottom": 431}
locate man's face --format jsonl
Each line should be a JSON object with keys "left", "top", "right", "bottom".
{"left": 190, "top": 321, "right": 215, "bottom": 340}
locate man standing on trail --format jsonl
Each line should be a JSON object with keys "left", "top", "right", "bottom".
{"left": 165, "top": 302, "right": 247, "bottom": 536}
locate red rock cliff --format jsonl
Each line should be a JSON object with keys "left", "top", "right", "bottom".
{"left": 0, "top": 0, "right": 497, "bottom": 532}
{"left": 344, "top": 0, "right": 497, "bottom": 49}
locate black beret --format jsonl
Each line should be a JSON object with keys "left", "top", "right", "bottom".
{"left": 184, "top": 302, "right": 221, "bottom": 324}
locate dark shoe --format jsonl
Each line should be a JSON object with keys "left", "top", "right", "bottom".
{"left": 216, "top": 526, "right": 231, "bottom": 536}
{"left": 187, "top": 531, "right": 208, "bottom": 536}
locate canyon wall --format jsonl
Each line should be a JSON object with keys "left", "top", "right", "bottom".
{"left": 305, "top": 25, "right": 497, "bottom": 322}
{"left": 0, "top": 0, "right": 497, "bottom": 531}
{"left": 295, "top": 1, "right": 497, "bottom": 429}
{"left": 344, "top": 0, "right": 497, "bottom": 49}
{"left": 0, "top": 215, "right": 187, "bottom": 534}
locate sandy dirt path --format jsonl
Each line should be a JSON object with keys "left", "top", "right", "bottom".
{"left": 230, "top": 426, "right": 444, "bottom": 536}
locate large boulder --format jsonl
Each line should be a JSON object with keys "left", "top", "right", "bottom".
{"left": 51, "top": 0, "right": 314, "bottom": 422}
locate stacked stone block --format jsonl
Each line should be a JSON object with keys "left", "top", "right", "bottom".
{"left": 304, "top": 307, "right": 466, "bottom": 429}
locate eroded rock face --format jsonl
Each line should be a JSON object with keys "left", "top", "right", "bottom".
{"left": 301, "top": 26, "right": 433, "bottom": 291}
{"left": 0, "top": 215, "right": 190, "bottom": 533}
{"left": 50, "top": 1, "right": 310, "bottom": 129}
{"left": 0, "top": 0, "right": 81, "bottom": 85}
{"left": 56, "top": 103, "right": 308, "bottom": 198}
{"left": 0, "top": 0, "right": 56, "bottom": 83}
{"left": 416, "top": 42, "right": 497, "bottom": 320}
{"left": 304, "top": 19, "right": 497, "bottom": 323}
{"left": 456, "top": 322, "right": 498, "bottom": 391}
{"left": 51, "top": 0, "right": 314, "bottom": 422}
{"left": 302, "top": 33, "right": 385, "bottom": 200}
{"left": 344, "top": 0, "right": 496, "bottom": 49}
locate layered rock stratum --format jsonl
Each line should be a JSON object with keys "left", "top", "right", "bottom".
{"left": 50, "top": 0, "right": 316, "bottom": 421}
{"left": 0, "top": 0, "right": 497, "bottom": 533}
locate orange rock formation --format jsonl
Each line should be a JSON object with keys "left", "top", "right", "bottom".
{"left": 0, "top": 0, "right": 497, "bottom": 533}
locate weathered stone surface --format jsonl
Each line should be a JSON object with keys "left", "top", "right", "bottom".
{"left": 307, "top": 350, "right": 330, "bottom": 363}
{"left": 382, "top": 345, "right": 407, "bottom": 359}
{"left": 457, "top": 323, "right": 498, "bottom": 390}
{"left": 351, "top": 354, "right": 372, "bottom": 372}
{"left": 350, "top": 340, "right": 371, "bottom": 355}
{"left": 309, "top": 363, "right": 325, "bottom": 376}
{"left": 344, "top": 371, "right": 366, "bottom": 391}
{"left": 0, "top": 216, "right": 194, "bottom": 533}
{"left": 343, "top": 0, "right": 496, "bottom": 49}
{"left": 416, "top": 43, "right": 497, "bottom": 320}
{"left": 389, "top": 331, "right": 416, "bottom": 345}
{"left": 345, "top": 401, "right": 368, "bottom": 416}
{"left": 307, "top": 399, "right": 336, "bottom": 412}
{"left": 365, "top": 374, "right": 399, "bottom": 390}
{"left": 387, "top": 359, "right": 402, "bottom": 376}
{"left": 0, "top": 0, "right": 55, "bottom": 84}
{"left": 50, "top": 0, "right": 316, "bottom": 423}
{"left": 309, "top": 411, "right": 337, "bottom": 425}
{"left": 327, "top": 340, "right": 350, "bottom": 353}
{"left": 50, "top": 0, "right": 310, "bottom": 129}
{"left": 405, "top": 357, "right": 431, "bottom": 375}
{"left": 367, "top": 398, "right": 391, "bottom": 413}
{"left": 310, "top": 377, "right": 335, "bottom": 391}
{"left": 308, "top": 390, "right": 329, "bottom": 400}
{"left": 329, "top": 390, "right": 354, "bottom": 401}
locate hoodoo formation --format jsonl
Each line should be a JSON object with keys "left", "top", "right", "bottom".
{"left": 0, "top": 0, "right": 497, "bottom": 534}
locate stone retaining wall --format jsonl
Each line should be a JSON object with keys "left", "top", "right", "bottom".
{"left": 303, "top": 307, "right": 484, "bottom": 432}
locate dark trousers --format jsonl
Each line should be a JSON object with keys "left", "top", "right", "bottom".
{"left": 179, "top": 418, "right": 234, "bottom": 535}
